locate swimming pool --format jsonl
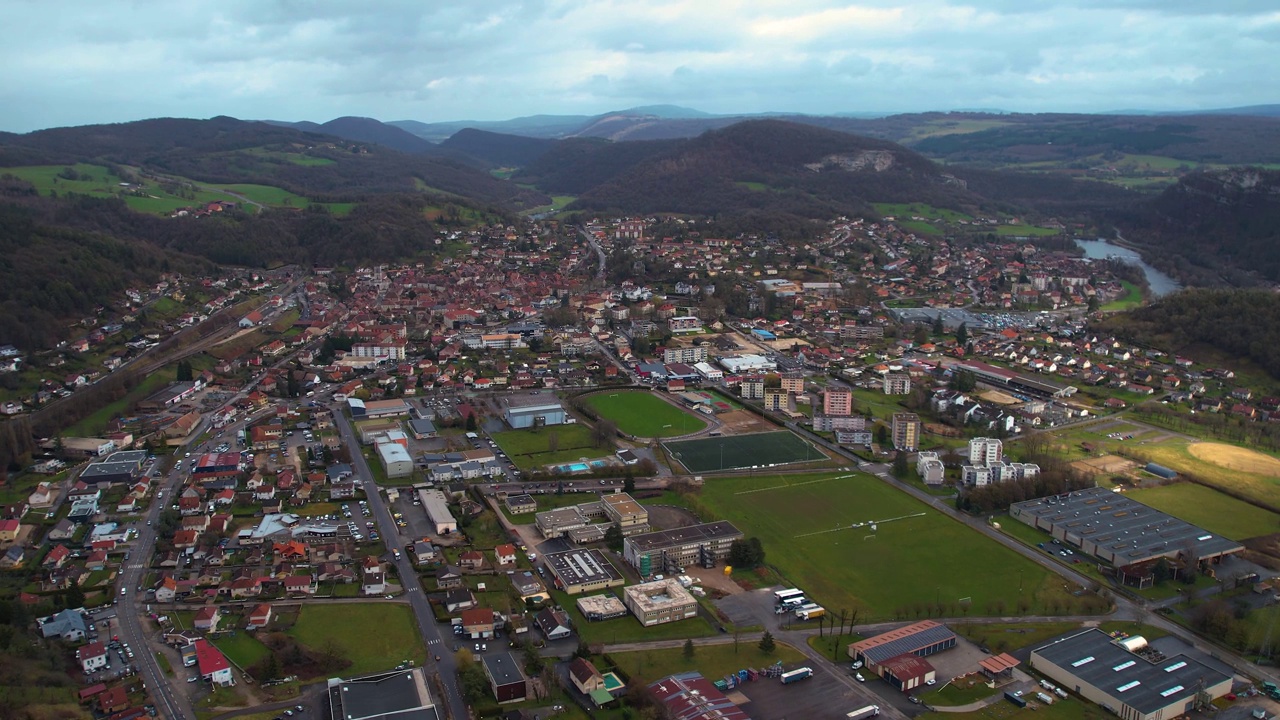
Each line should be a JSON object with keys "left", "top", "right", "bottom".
{"left": 556, "top": 462, "right": 590, "bottom": 473}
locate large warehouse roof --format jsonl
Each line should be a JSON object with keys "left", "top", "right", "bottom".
{"left": 1011, "top": 487, "right": 1242, "bottom": 566}
{"left": 1033, "top": 629, "right": 1228, "bottom": 715}
{"left": 330, "top": 668, "right": 439, "bottom": 720}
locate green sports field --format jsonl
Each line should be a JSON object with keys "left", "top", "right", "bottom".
{"left": 1127, "top": 483, "right": 1279, "bottom": 540}
{"left": 664, "top": 431, "right": 820, "bottom": 473}
{"left": 585, "top": 390, "right": 708, "bottom": 437}
{"left": 700, "top": 472, "right": 1071, "bottom": 619}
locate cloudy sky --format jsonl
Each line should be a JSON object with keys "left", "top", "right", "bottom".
{"left": 2, "top": 0, "right": 1276, "bottom": 132}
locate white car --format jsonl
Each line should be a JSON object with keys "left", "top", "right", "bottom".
{"left": 856, "top": 673, "right": 865, "bottom": 682}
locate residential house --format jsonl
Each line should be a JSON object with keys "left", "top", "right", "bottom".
{"left": 436, "top": 565, "right": 464, "bottom": 590}
{"left": 77, "top": 641, "right": 109, "bottom": 673}
{"left": 534, "top": 608, "right": 572, "bottom": 641}
{"left": 494, "top": 543, "right": 517, "bottom": 568}
{"left": 568, "top": 657, "right": 605, "bottom": 695}
{"left": 283, "top": 576, "right": 316, "bottom": 596}
{"left": 193, "top": 607, "right": 221, "bottom": 633}
{"left": 461, "top": 607, "right": 498, "bottom": 639}
{"left": 246, "top": 603, "right": 273, "bottom": 631}
{"left": 459, "top": 550, "right": 485, "bottom": 570}
{"left": 444, "top": 588, "right": 478, "bottom": 613}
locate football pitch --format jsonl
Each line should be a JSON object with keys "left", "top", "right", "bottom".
{"left": 699, "top": 472, "right": 1066, "bottom": 619}
{"left": 664, "top": 431, "right": 820, "bottom": 473}
{"left": 585, "top": 390, "right": 708, "bottom": 437}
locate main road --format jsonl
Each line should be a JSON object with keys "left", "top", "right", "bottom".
{"left": 331, "top": 407, "right": 466, "bottom": 720}
{"left": 117, "top": 447, "right": 202, "bottom": 720}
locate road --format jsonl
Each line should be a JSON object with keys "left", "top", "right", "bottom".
{"left": 117, "top": 447, "right": 201, "bottom": 720}
{"left": 579, "top": 226, "right": 607, "bottom": 284}
{"left": 332, "top": 407, "right": 465, "bottom": 720}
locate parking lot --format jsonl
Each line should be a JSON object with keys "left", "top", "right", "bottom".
{"left": 732, "top": 663, "right": 900, "bottom": 720}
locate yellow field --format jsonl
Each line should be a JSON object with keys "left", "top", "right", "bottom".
{"left": 1125, "top": 441, "right": 1280, "bottom": 511}
{"left": 1188, "top": 442, "right": 1280, "bottom": 477}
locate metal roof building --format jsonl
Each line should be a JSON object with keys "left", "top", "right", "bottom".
{"left": 1010, "top": 487, "right": 1243, "bottom": 568}
{"left": 848, "top": 620, "right": 957, "bottom": 668}
{"left": 326, "top": 668, "right": 440, "bottom": 720}
{"left": 544, "top": 549, "right": 625, "bottom": 595}
{"left": 1031, "top": 629, "right": 1230, "bottom": 720}
{"left": 503, "top": 396, "right": 567, "bottom": 429}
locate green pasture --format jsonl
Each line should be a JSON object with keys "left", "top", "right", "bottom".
{"left": 664, "top": 431, "right": 821, "bottom": 473}
{"left": 492, "top": 424, "right": 614, "bottom": 470}
{"left": 1101, "top": 281, "right": 1143, "bottom": 311}
{"left": 585, "top": 391, "right": 708, "bottom": 438}
{"left": 212, "top": 632, "right": 271, "bottom": 670}
{"left": 286, "top": 603, "right": 426, "bottom": 676}
{"left": 1127, "top": 483, "right": 1279, "bottom": 540}
{"left": 699, "top": 472, "right": 1063, "bottom": 619}
{"left": 873, "top": 203, "right": 974, "bottom": 223}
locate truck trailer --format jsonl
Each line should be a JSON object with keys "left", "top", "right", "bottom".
{"left": 846, "top": 706, "right": 880, "bottom": 720}
{"left": 781, "top": 667, "right": 814, "bottom": 684}
{"left": 796, "top": 604, "right": 826, "bottom": 620}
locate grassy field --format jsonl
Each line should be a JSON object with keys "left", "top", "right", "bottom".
{"left": 918, "top": 697, "right": 1110, "bottom": 720}
{"left": 1127, "top": 483, "right": 1279, "bottom": 540}
{"left": 212, "top": 632, "right": 271, "bottom": 669}
{"left": 208, "top": 183, "right": 309, "bottom": 207}
{"left": 664, "top": 431, "right": 822, "bottom": 473}
{"left": 952, "top": 621, "right": 1080, "bottom": 653}
{"left": 698, "top": 472, "right": 1064, "bottom": 619}
{"left": 287, "top": 603, "right": 426, "bottom": 676}
{"left": 608, "top": 642, "right": 806, "bottom": 684}
{"left": 585, "top": 391, "right": 708, "bottom": 438}
{"left": 1101, "top": 280, "right": 1143, "bottom": 311}
{"left": 994, "top": 224, "right": 1061, "bottom": 237}
{"left": 873, "top": 202, "right": 974, "bottom": 223}
{"left": 1123, "top": 440, "right": 1280, "bottom": 511}
{"left": 491, "top": 425, "right": 615, "bottom": 470}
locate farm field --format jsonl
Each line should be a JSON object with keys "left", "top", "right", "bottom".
{"left": 1123, "top": 440, "right": 1280, "bottom": 511}
{"left": 664, "top": 431, "right": 822, "bottom": 473}
{"left": 286, "top": 603, "right": 425, "bottom": 676}
{"left": 3, "top": 163, "right": 232, "bottom": 213}
{"left": 607, "top": 642, "right": 806, "bottom": 685}
{"left": 698, "top": 473, "right": 1066, "bottom": 619}
{"left": 585, "top": 391, "right": 708, "bottom": 437}
{"left": 873, "top": 202, "right": 974, "bottom": 223}
{"left": 491, "top": 424, "right": 613, "bottom": 470}
{"left": 208, "top": 183, "right": 309, "bottom": 207}
{"left": 1127, "top": 484, "right": 1279, "bottom": 540}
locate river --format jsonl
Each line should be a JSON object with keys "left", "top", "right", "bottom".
{"left": 1075, "top": 238, "right": 1182, "bottom": 297}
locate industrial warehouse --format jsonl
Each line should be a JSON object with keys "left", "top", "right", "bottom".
{"left": 622, "top": 521, "right": 743, "bottom": 577}
{"left": 1009, "top": 487, "right": 1243, "bottom": 569}
{"left": 544, "top": 549, "right": 626, "bottom": 595}
{"left": 847, "top": 621, "right": 957, "bottom": 672}
{"left": 1030, "top": 630, "right": 1231, "bottom": 720}
{"left": 326, "top": 668, "right": 441, "bottom": 720}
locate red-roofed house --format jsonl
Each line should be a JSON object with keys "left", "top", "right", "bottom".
{"left": 194, "top": 639, "right": 233, "bottom": 685}
{"left": 494, "top": 544, "right": 517, "bottom": 567}
{"left": 193, "top": 607, "right": 221, "bottom": 633}
{"left": 283, "top": 575, "right": 316, "bottom": 596}
{"left": 246, "top": 603, "right": 273, "bottom": 630}
{"left": 77, "top": 641, "right": 109, "bottom": 673}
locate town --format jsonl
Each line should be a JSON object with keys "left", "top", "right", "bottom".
{"left": 2, "top": 212, "right": 1280, "bottom": 720}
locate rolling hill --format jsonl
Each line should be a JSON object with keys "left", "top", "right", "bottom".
{"left": 541, "top": 119, "right": 981, "bottom": 218}
{"left": 1111, "top": 168, "right": 1280, "bottom": 286}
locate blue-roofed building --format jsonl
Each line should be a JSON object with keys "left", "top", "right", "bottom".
{"left": 503, "top": 396, "right": 566, "bottom": 429}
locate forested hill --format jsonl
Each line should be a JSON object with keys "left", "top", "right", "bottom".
{"left": 1096, "top": 289, "right": 1280, "bottom": 379}
{"left": 0, "top": 180, "right": 212, "bottom": 350}
{"left": 0, "top": 116, "right": 547, "bottom": 208}
{"left": 550, "top": 119, "right": 982, "bottom": 218}
{"left": 1110, "top": 168, "right": 1280, "bottom": 286}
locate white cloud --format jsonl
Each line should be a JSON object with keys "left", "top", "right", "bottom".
{"left": 0, "top": 0, "right": 1275, "bottom": 131}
